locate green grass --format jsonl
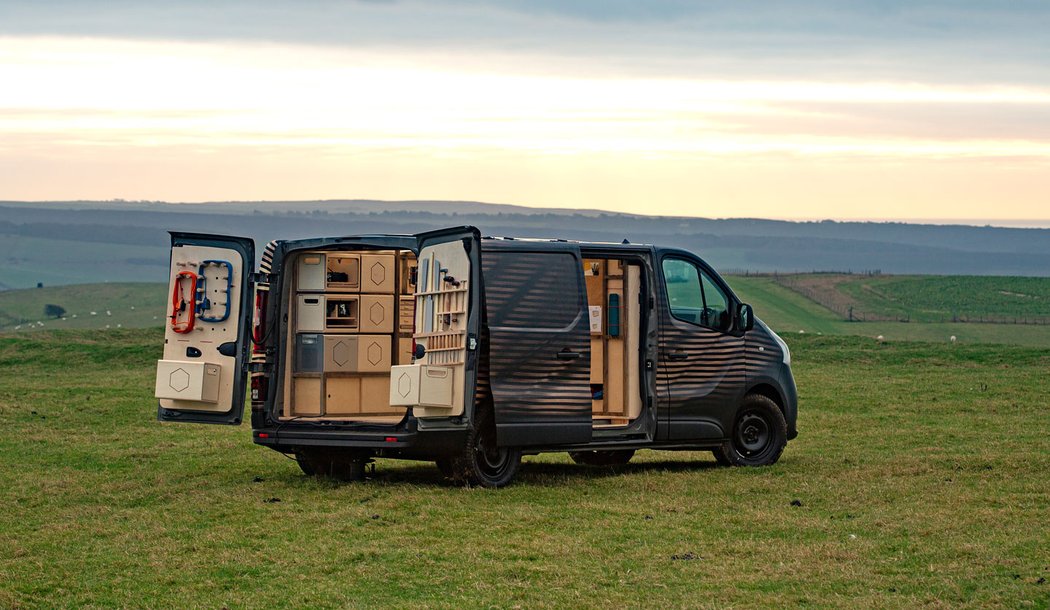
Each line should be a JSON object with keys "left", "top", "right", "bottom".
{"left": 0, "top": 283, "right": 165, "bottom": 331}
{"left": 727, "top": 276, "right": 1050, "bottom": 348}
{"left": 1, "top": 329, "right": 1048, "bottom": 608}
{"left": 835, "top": 275, "right": 1050, "bottom": 322}
{"left": 0, "top": 234, "right": 163, "bottom": 289}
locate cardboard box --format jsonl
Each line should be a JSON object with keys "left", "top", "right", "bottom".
{"left": 360, "top": 253, "right": 396, "bottom": 294}
{"left": 155, "top": 360, "right": 221, "bottom": 403}
{"left": 389, "top": 364, "right": 454, "bottom": 408}
{"left": 297, "top": 253, "right": 325, "bottom": 291}
{"left": 359, "top": 294, "right": 394, "bottom": 333}
{"left": 323, "top": 335, "right": 392, "bottom": 373}
{"left": 291, "top": 376, "right": 322, "bottom": 416}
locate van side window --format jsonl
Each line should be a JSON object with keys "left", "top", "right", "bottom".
{"left": 699, "top": 270, "right": 731, "bottom": 331}
{"left": 663, "top": 258, "right": 704, "bottom": 324}
{"left": 483, "top": 251, "right": 582, "bottom": 330}
{"left": 662, "top": 257, "right": 732, "bottom": 332}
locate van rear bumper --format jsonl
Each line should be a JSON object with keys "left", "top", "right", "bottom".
{"left": 250, "top": 421, "right": 468, "bottom": 458}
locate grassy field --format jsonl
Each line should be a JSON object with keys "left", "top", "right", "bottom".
{"left": 0, "top": 234, "right": 164, "bottom": 289}
{"left": 771, "top": 274, "right": 1050, "bottom": 324}
{"left": 0, "top": 329, "right": 1047, "bottom": 608}
{"left": 0, "top": 283, "right": 165, "bottom": 331}
{"left": 727, "top": 275, "right": 1050, "bottom": 348}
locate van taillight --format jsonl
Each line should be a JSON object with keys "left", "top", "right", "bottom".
{"left": 252, "top": 289, "right": 267, "bottom": 352}
{"left": 251, "top": 375, "right": 268, "bottom": 407}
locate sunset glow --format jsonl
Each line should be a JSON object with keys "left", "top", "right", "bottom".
{"left": 1, "top": 5, "right": 1048, "bottom": 224}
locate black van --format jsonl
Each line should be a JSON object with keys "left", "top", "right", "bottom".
{"left": 156, "top": 227, "right": 797, "bottom": 487}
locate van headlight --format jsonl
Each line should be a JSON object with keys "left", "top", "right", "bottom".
{"left": 769, "top": 327, "right": 791, "bottom": 366}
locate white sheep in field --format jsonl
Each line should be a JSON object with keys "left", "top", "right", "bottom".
{"left": 876, "top": 335, "right": 884, "bottom": 342}
{"left": 950, "top": 335, "right": 957, "bottom": 344}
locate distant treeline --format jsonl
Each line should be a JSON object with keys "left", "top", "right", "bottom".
{"left": 2, "top": 202, "right": 1050, "bottom": 278}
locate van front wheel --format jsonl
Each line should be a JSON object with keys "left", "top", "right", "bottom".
{"left": 714, "top": 394, "right": 787, "bottom": 467}
{"left": 445, "top": 407, "right": 521, "bottom": 488}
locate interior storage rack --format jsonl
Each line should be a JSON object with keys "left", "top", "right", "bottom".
{"left": 286, "top": 250, "right": 416, "bottom": 419}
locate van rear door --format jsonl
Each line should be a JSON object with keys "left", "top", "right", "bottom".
{"left": 406, "top": 227, "right": 484, "bottom": 419}
{"left": 482, "top": 242, "right": 591, "bottom": 446}
{"left": 156, "top": 232, "right": 255, "bottom": 425}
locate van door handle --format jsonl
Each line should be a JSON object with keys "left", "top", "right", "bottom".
{"left": 556, "top": 349, "right": 582, "bottom": 360}
{"left": 667, "top": 351, "right": 689, "bottom": 361}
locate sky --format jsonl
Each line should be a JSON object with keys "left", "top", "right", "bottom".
{"left": 1, "top": 1, "right": 1048, "bottom": 223}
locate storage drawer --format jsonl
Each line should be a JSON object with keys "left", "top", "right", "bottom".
{"left": 359, "top": 294, "right": 394, "bottom": 333}
{"left": 324, "top": 376, "right": 361, "bottom": 415}
{"left": 389, "top": 364, "right": 454, "bottom": 408}
{"left": 292, "top": 376, "right": 322, "bottom": 416}
{"left": 398, "top": 295, "right": 415, "bottom": 334}
{"left": 297, "top": 254, "right": 325, "bottom": 291}
{"left": 155, "top": 360, "right": 221, "bottom": 403}
{"left": 296, "top": 295, "right": 325, "bottom": 331}
{"left": 323, "top": 335, "right": 391, "bottom": 373}
{"left": 360, "top": 254, "right": 395, "bottom": 293}
{"left": 295, "top": 333, "right": 324, "bottom": 373}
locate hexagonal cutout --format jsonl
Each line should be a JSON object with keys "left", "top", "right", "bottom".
{"left": 366, "top": 341, "right": 383, "bottom": 365}
{"left": 397, "top": 372, "right": 412, "bottom": 397}
{"left": 370, "top": 262, "right": 386, "bottom": 286}
{"left": 369, "top": 302, "right": 385, "bottom": 325}
{"left": 168, "top": 367, "right": 190, "bottom": 392}
{"left": 332, "top": 340, "right": 350, "bottom": 367}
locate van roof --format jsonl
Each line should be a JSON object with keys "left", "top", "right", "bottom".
{"left": 482, "top": 236, "right": 653, "bottom": 249}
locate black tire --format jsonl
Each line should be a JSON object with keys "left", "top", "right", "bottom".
{"left": 568, "top": 449, "right": 635, "bottom": 466}
{"left": 714, "top": 394, "right": 787, "bottom": 467}
{"left": 296, "top": 450, "right": 369, "bottom": 482}
{"left": 446, "top": 407, "right": 521, "bottom": 488}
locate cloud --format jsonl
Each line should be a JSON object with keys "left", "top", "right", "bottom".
{"left": 0, "top": 1, "right": 1048, "bottom": 84}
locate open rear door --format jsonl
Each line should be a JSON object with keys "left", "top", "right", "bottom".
{"left": 389, "top": 227, "right": 482, "bottom": 419}
{"left": 156, "top": 232, "right": 255, "bottom": 425}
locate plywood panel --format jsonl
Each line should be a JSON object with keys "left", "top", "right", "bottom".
{"left": 324, "top": 376, "right": 362, "bottom": 415}
{"left": 359, "top": 294, "right": 395, "bottom": 333}
{"left": 360, "top": 375, "right": 400, "bottom": 415}
{"left": 360, "top": 254, "right": 396, "bottom": 294}
{"left": 292, "top": 377, "right": 322, "bottom": 416}
{"left": 626, "top": 264, "right": 642, "bottom": 420}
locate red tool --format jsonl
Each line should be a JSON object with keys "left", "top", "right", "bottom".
{"left": 170, "top": 270, "right": 198, "bottom": 334}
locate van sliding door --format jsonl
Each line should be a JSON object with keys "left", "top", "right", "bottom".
{"left": 482, "top": 243, "right": 591, "bottom": 446}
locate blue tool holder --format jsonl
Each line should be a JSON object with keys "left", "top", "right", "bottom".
{"left": 196, "top": 259, "right": 233, "bottom": 323}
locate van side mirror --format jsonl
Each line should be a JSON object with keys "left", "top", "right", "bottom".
{"left": 738, "top": 303, "right": 754, "bottom": 332}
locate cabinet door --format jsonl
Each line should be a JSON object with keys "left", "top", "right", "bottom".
{"left": 482, "top": 243, "right": 591, "bottom": 447}
{"left": 157, "top": 232, "right": 255, "bottom": 425}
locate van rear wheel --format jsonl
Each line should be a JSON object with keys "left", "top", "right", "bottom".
{"left": 445, "top": 407, "right": 521, "bottom": 488}
{"left": 568, "top": 450, "right": 635, "bottom": 466}
{"left": 714, "top": 394, "right": 787, "bottom": 467}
